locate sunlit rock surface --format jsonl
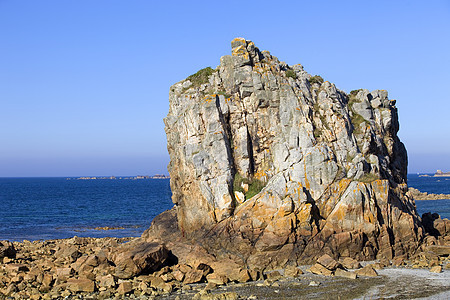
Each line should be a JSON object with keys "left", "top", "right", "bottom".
{"left": 161, "top": 38, "right": 423, "bottom": 268}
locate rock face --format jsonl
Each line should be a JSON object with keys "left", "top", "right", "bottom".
{"left": 163, "top": 38, "right": 423, "bottom": 268}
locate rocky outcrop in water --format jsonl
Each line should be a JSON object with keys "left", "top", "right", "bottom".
{"left": 161, "top": 38, "right": 424, "bottom": 268}
{"left": 408, "top": 187, "right": 450, "bottom": 200}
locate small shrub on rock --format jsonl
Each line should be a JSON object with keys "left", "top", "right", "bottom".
{"left": 285, "top": 69, "right": 297, "bottom": 80}
{"left": 186, "top": 67, "right": 215, "bottom": 87}
{"left": 308, "top": 75, "right": 324, "bottom": 85}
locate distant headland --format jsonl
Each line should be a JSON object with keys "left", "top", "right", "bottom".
{"left": 67, "top": 174, "right": 170, "bottom": 180}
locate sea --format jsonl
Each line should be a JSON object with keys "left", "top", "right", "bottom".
{"left": 0, "top": 175, "right": 448, "bottom": 242}
{"left": 0, "top": 177, "right": 173, "bottom": 241}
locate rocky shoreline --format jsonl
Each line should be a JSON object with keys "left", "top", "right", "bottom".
{"left": 409, "top": 187, "right": 450, "bottom": 200}
{"left": 1, "top": 229, "right": 449, "bottom": 299}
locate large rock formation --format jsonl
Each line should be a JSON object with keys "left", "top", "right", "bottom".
{"left": 161, "top": 38, "right": 424, "bottom": 269}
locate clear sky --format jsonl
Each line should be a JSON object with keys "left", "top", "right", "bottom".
{"left": 1, "top": 0, "right": 449, "bottom": 176}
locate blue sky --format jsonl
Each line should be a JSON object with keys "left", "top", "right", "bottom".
{"left": 1, "top": 0, "right": 449, "bottom": 176}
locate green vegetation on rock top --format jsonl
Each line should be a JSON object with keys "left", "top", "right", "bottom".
{"left": 186, "top": 67, "right": 215, "bottom": 87}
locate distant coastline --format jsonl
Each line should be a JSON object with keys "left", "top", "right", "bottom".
{"left": 434, "top": 170, "right": 450, "bottom": 177}
{"left": 68, "top": 174, "right": 170, "bottom": 180}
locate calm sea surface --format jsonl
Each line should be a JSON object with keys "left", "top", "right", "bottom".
{"left": 408, "top": 173, "right": 450, "bottom": 220}
{"left": 0, "top": 175, "right": 448, "bottom": 241}
{"left": 0, "top": 178, "right": 172, "bottom": 241}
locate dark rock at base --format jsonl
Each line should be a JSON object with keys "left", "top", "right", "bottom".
{"left": 0, "top": 241, "right": 16, "bottom": 259}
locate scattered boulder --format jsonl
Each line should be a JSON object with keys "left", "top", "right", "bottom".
{"left": 172, "top": 269, "right": 185, "bottom": 282}
{"left": 316, "top": 254, "right": 341, "bottom": 271}
{"left": 334, "top": 268, "right": 357, "bottom": 279}
{"left": 308, "top": 263, "right": 333, "bottom": 276}
{"left": 116, "top": 281, "right": 133, "bottom": 295}
{"left": 113, "top": 241, "right": 169, "bottom": 279}
{"left": 284, "top": 265, "right": 303, "bottom": 277}
{"left": 430, "top": 265, "right": 442, "bottom": 273}
{"left": 183, "top": 269, "right": 204, "bottom": 284}
{"left": 197, "top": 263, "right": 213, "bottom": 276}
{"left": 237, "top": 269, "right": 251, "bottom": 282}
{"left": 66, "top": 278, "right": 95, "bottom": 293}
{"left": 339, "top": 257, "right": 362, "bottom": 269}
{"left": 98, "top": 274, "right": 116, "bottom": 288}
{"left": 355, "top": 265, "right": 378, "bottom": 277}
{"left": 392, "top": 256, "right": 406, "bottom": 267}
{"left": 55, "top": 245, "right": 81, "bottom": 262}
{"left": 206, "top": 273, "right": 227, "bottom": 285}
{"left": 5, "top": 263, "right": 28, "bottom": 273}
{"left": 264, "top": 270, "right": 282, "bottom": 280}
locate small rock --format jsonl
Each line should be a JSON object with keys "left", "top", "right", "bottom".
{"left": 204, "top": 282, "right": 217, "bottom": 291}
{"left": 378, "top": 258, "right": 391, "bottom": 267}
{"left": 339, "top": 257, "right": 362, "bottom": 269}
{"left": 237, "top": 269, "right": 251, "bottom": 282}
{"left": 183, "top": 269, "right": 204, "bottom": 284}
{"left": 316, "top": 254, "right": 341, "bottom": 270}
{"left": 197, "top": 263, "right": 213, "bottom": 276}
{"left": 172, "top": 269, "right": 185, "bottom": 282}
{"left": 264, "top": 270, "right": 282, "bottom": 280}
{"left": 367, "top": 263, "right": 384, "bottom": 270}
{"left": 117, "top": 281, "right": 133, "bottom": 295}
{"left": 392, "top": 257, "right": 405, "bottom": 267}
{"left": 113, "top": 241, "right": 169, "bottom": 279}
{"left": 206, "top": 273, "right": 227, "bottom": 285}
{"left": 334, "top": 268, "right": 357, "bottom": 279}
{"left": 4, "top": 283, "right": 17, "bottom": 296}
{"left": 3, "top": 256, "right": 13, "bottom": 264}
{"left": 430, "top": 265, "right": 442, "bottom": 273}
{"left": 5, "top": 263, "right": 29, "bottom": 273}
{"left": 309, "top": 281, "right": 321, "bottom": 286}
{"left": 307, "top": 263, "right": 333, "bottom": 276}
{"left": 66, "top": 278, "right": 95, "bottom": 292}
{"left": 98, "top": 274, "right": 116, "bottom": 288}
{"left": 355, "top": 265, "right": 378, "bottom": 277}
{"left": 149, "top": 276, "right": 166, "bottom": 289}
{"left": 284, "top": 265, "right": 303, "bottom": 277}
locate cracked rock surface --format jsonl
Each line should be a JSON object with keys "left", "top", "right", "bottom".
{"left": 162, "top": 38, "right": 425, "bottom": 269}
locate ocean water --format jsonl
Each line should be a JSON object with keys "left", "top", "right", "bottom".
{"left": 408, "top": 173, "right": 450, "bottom": 220}
{"left": 0, "top": 178, "right": 173, "bottom": 241}
{"left": 0, "top": 175, "right": 448, "bottom": 242}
